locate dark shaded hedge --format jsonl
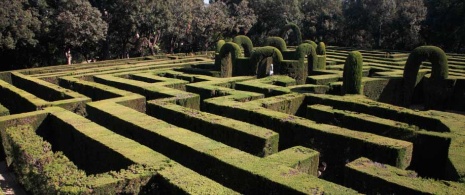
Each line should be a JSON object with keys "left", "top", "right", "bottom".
{"left": 342, "top": 51, "right": 364, "bottom": 95}
{"left": 279, "top": 23, "right": 303, "bottom": 46}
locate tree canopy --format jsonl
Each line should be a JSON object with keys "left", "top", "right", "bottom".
{"left": 0, "top": 0, "right": 463, "bottom": 70}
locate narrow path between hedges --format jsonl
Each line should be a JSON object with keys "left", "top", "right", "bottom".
{"left": 0, "top": 161, "right": 27, "bottom": 195}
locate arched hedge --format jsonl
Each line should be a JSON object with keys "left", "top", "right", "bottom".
{"left": 402, "top": 46, "right": 448, "bottom": 106}
{"left": 233, "top": 35, "right": 254, "bottom": 57}
{"left": 279, "top": 23, "right": 302, "bottom": 46}
{"left": 216, "top": 40, "right": 226, "bottom": 53}
{"left": 250, "top": 46, "right": 284, "bottom": 78}
{"left": 216, "top": 42, "right": 242, "bottom": 78}
{"left": 265, "top": 37, "right": 287, "bottom": 52}
{"left": 303, "top": 40, "right": 318, "bottom": 49}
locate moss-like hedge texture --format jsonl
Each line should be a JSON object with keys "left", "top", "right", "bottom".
{"left": 316, "top": 42, "right": 326, "bottom": 55}
{"left": 250, "top": 46, "right": 283, "bottom": 78}
{"left": 402, "top": 46, "right": 448, "bottom": 106}
{"left": 233, "top": 35, "right": 253, "bottom": 57}
{"left": 216, "top": 42, "right": 242, "bottom": 78}
{"left": 345, "top": 157, "right": 465, "bottom": 194}
{"left": 264, "top": 37, "right": 287, "bottom": 52}
{"left": 342, "top": 51, "right": 364, "bottom": 95}
{"left": 303, "top": 40, "right": 318, "bottom": 49}
{"left": 216, "top": 40, "right": 226, "bottom": 53}
{"left": 279, "top": 23, "right": 302, "bottom": 46}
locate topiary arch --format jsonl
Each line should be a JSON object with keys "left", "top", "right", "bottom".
{"left": 216, "top": 42, "right": 242, "bottom": 78}
{"left": 233, "top": 35, "right": 254, "bottom": 57}
{"left": 264, "top": 37, "right": 287, "bottom": 52}
{"left": 216, "top": 40, "right": 226, "bottom": 53}
{"left": 250, "top": 46, "right": 284, "bottom": 78}
{"left": 402, "top": 46, "right": 448, "bottom": 106}
{"left": 279, "top": 23, "right": 302, "bottom": 46}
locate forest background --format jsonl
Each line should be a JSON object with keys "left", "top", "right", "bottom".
{"left": 0, "top": 0, "right": 463, "bottom": 70}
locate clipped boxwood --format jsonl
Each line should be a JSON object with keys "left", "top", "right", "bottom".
{"left": 265, "top": 37, "right": 287, "bottom": 52}
{"left": 402, "top": 46, "right": 448, "bottom": 107}
{"left": 215, "top": 42, "right": 242, "bottom": 78}
{"left": 250, "top": 46, "right": 284, "bottom": 78}
{"left": 317, "top": 42, "right": 326, "bottom": 55}
{"left": 215, "top": 40, "right": 226, "bottom": 54}
{"left": 279, "top": 23, "right": 302, "bottom": 46}
{"left": 342, "top": 51, "right": 364, "bottom": 95}
{"left": 303, "top": 40, "right": 318, "bottom": 49}
{"left": 233, "top": 35, "right": 254, "bottom": 57}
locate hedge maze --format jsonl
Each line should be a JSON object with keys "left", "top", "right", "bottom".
{"left": 1, "top": 35, "right": 465, "bottom": 194}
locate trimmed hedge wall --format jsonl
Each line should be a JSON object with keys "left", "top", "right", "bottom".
{"left": 345, "top": 157, "right": 465, "bottom": 194}
{"left": 204, "top": 94, "right": 414, "bottom": 183}
{"left": 307, "top": 104, "right": 451, "bottom": 178}
{"left": 233, "top": 35, "right": 254, "bottom": 57}
{"left": 87, "top": 101, "right": 357, "bottom": 194}
{"left": 342, "top": 51, "right": 364, "bottom": 95}
{"left": 402, "top": 46, "right": 448, "bottom": 107}
{"left": 265, "top": 37, "right": 287, "bottom": 52}
{"left": 0, "top": 103, "right": 10, "bottom": 116}
{"left": 317, "top": 42, "right": 326, "bottom": 55}
{"left": 147, "top": 100, "right": 279, "bottom": 157}
{"left": 250, "top": 46, "right": 283, "bottom": 78}
{"left": 279, "top": 23, "right": 302, "bottom": 46}
{"left": 216, "top": 42, "right": 242, "bottom": 78}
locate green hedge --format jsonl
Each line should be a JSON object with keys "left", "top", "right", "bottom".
{"left": 342, "top": 51, "right": 364, "bottom": 95}
{"left": 147, "top": 100, "right": 279, "bottom": 157}
{"left": 402, "top": 46, "right": 448, "bottom": 106}
{"left": 317, "top": 42, "right": 326, "bottom": 55}
{"left": 216, "top": 40, "right": 226, "bottom": 53}
{"left": 250, "top": 46, "right": 283, "bottom": 78}
{"left": 345, "top": 157, "right": 465, "bottom": 194}
{"left": 216, "top": 42, "right": 242, "bottom": 77}
{"left": 0, "top": 103, "right": 9, "bottom": 116}
{"left": 233, "top": 35, "right": 254, "bottom": 57}
{"left": 2, "top": 125, "right": 88, "bottom": 194}
{"left": 279, "top": 23, "right": 302, "bottom": 46}
{"left": 265, "top": 37, "right": 287, "bottom": 52}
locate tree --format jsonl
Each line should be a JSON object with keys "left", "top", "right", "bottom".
{"left": 423, "top": 0, "right": 465, "bottom": 52}
{"left": 300, "top": 0, "right": 344, "bottom": 44}
{"left": 191, "top": 1, "right": 230, "bottom": 51}
{"left": 54, "top": 0, "right": 108, "bottom": 64}
{"left": 248, "top": 0, "right": 303, "bottom": 45}
{"left": 0, "top": 0, "right": 41, "bottom": 50}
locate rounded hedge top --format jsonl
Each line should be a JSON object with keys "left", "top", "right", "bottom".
{"left": 279, "top": 23, "right": 302, "bottom": 46}
{"left": 265, "top": 37, "right": 287, "bottom": 52}
{"left": 233, "top": 35, "right": 254, "bottom": 57}
{"left": 317, "top": 42, "right": 326, "bottom": 55}
{"left": 216, "top": 40, "right": 226, "bottom": 53}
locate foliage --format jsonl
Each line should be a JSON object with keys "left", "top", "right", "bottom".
{"left": 342, "top": 51, "right": 363, "bottom": 95}
{"left": 279, "top": 23, "right": 302, "bottom": 46}
{"left": 402, "top": 46, "right": 448, "bottom": 106}
{"left": 0, "top": 0, "right": 462, "bottom": 70}
{"left": 0, "top": 0, "right": 40, "bottom": 50}
{"left": 265, "top": 37, "right": 287, "bottom": 52}
{"left": 233, "top": 35, "right": 254, "bottom": 57}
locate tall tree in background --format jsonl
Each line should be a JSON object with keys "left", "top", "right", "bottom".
{"left": 423, "top": 0, "right": 465, "bottom": 52}
{"left": 54, "top": 0, "right": 108, "bottom": 64}
{"left": 191, "top": 1, "right": 230, "bottom": 51}
{"left": 342, "top": 0, "right": 426, "bottom": 49}
{"left": 0, "top": 0, "right": 41, "bottom": 70}
{"left": 300, "top": 0, "right": 344, "bottom": 43}
{"left": 248, "top": 0, "right": 303, "bottom": 45}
